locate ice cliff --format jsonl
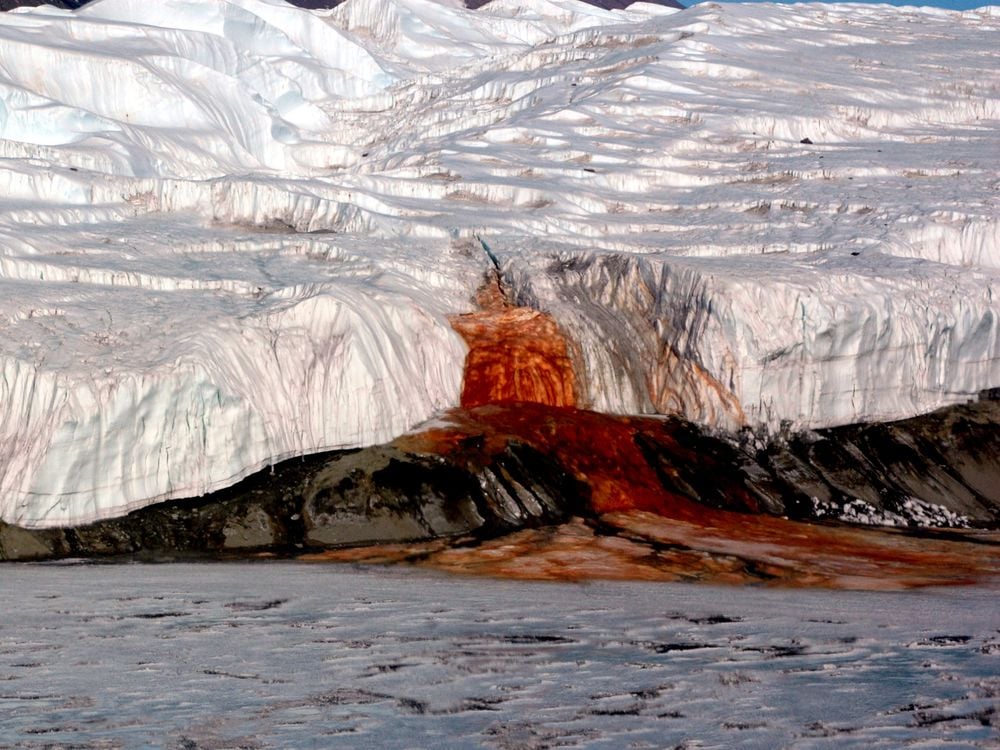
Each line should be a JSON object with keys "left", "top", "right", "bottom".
{"left": 0, "top": 0, "right": 997, "bottom": 526}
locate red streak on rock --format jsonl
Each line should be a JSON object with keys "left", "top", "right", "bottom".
{"left": 445, "top": 285, "right": 742, "bottom": 516}
{"left": 369, "top": 289, "right": 1000, "bottom": 588}
{"left": 388, "top": 404, "right": 1000, "bottom": 589}
{"left": 450, "top": 283, "right": 576, "bottom": 408}
{"left": 399, "top": 404, "right": 754, "bottom": 517}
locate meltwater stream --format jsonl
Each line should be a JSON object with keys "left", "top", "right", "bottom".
{"left": 1, "top": 562, "right": 997, "bottom": 748}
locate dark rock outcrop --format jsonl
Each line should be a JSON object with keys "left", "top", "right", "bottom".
{"left": 2, "top": 398, "right": 999, "bottom": 563}
{"left": 0, "top": 434, "right": 583, "bottom": 561}
{"left": 746, "top": 400, "right": 1000, "bottom": 527}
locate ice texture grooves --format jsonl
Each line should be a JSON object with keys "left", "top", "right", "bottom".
{"left": 1, "top": 564, "right": 999, "bottom": 748}
{"left": 1, "top": 0, "right": 999, "bottom": 525}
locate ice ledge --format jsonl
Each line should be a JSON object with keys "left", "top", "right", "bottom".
{"left": 0, "top": 228, "right": 478, "bottom": 528}
{"left": 501, "top": 248, "right": 1000, "bottom": 432}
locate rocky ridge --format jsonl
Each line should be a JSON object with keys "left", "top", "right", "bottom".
{"left": 3, "top": 398, "right": 998, "bottom": 589}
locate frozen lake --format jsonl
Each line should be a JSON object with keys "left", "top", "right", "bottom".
{"left": 1, "top": 562, "right": 997, "bottom": 748}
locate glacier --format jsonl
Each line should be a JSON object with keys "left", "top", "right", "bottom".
{"left": 0, "top": 0, "right": 998, "bottom": 527}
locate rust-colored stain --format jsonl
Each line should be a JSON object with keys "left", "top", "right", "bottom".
{"left": 305, "top": 514, "right": 1000, "bottom": 590}
{"left": 450, "top": 280, "right": 576, "bottom": 408}
{"left": 313, "top": 288, "right": 1000, "bottom": 589}
{"left": 369, "top": 403, "right": 1000, "bottom": 589}
{"left": 397, "top": 403, "right": 750, "bottom": 517}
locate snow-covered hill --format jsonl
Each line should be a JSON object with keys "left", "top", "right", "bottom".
{"left": 1, "top": 0, "right": 997, "bottom": 527}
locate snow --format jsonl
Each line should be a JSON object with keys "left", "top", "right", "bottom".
{"left": 1, "top": 0, "right": 998, "bottom": 526}
{"left": 810, "top": 496, "right": 972, "bottom": 529}
{"left": 1, "top": 563, "right": 998, "bottom": 748}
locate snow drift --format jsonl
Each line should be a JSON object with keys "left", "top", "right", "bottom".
{"left": 0, "top": 0, "right": 998, "bottom": 526}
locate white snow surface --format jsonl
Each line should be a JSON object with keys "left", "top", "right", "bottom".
{"left": 0, "top": 0, "right": 998, "bottom": 526}
{"left": 1, "top": 563, "right": 999, "bottom": 748}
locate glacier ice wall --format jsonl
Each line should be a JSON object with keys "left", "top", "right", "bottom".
{"left": 0, "top": 0, "right": 998, "bottom": 525}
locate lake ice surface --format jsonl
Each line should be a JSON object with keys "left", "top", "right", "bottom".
{"left": 1, "top": 563, "right": 998, "bottom": 748}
